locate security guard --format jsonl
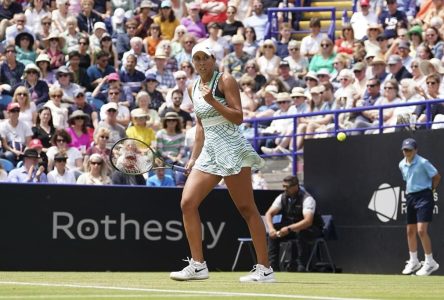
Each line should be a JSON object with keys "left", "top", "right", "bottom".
{"left": 265, "top": 175, "right": 323, "bottom": 272}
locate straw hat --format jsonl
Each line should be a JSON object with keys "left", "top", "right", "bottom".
{"left": 44, "top": 32, "right": 65, "bottom": 49}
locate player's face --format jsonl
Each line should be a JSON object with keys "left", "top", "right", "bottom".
{"left": 402, "top": 148, "right": 416, "bottom": 160}
{"left": 192, "top": 52, "right": 214, "bottom": 74}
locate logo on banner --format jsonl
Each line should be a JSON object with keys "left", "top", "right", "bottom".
{"left": 368, "top": 183, "right": 401, "bottom": 222}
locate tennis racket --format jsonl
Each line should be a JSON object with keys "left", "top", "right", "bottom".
{"left": 109, "top": 138, "right": 186, "bottom": 175}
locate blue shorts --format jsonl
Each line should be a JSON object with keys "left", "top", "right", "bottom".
{"left": 406, "top": 189, "right": 434, "bottom": 224}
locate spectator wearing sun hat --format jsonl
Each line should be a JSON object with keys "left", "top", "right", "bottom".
{"left": 43, "top": 32, "right": 66, "bottom": 70}
{"left": 153, "top": 0, "right": 180, "bottom": 40}
{"left": 126, "top": 108, "right": 156, "bottom": 147}
{"left": 7, "top": 148, "right": 47, "bottom": 183}
{"left": 12, "top": 63, "right": 49, "bottom": 107}
{"left": 133, "top": 1, "right": 155, "bottom": 39}
{"left": 222, "top": 35, "right": 252, "bottom": 80}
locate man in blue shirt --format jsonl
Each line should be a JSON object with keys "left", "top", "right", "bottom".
{"left": 147, "top": 168, "right": 175, "bottom": 187}
{"left": 399, "top": 138, "right": 441, "bottom": 276}
{"left": 7, "top": 149, "right": 47, "bottom": 183}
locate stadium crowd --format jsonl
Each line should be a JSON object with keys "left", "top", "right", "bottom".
{"left": 0, "top": 0, "right": 444, "bottom": 186}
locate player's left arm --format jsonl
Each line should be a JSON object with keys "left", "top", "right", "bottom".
{"left": 432, "top": 173, "right": 441, "bottom": 190}
{"left": 201, "top": 73, "right": 243, "bottom": 125}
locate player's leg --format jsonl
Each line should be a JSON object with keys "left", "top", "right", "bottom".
{"left": 181, "top": 169, "right": 221, "bottom": 261}
{"left": 170, "top": 169, "right": 220, "bottom": 281}
{"left": 224, "top": 167, "right": 275, "bottom": 282}
{"left": 402, "top": 195, "right": 421, "bottom": 274}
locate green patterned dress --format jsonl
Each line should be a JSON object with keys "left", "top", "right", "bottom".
{"left": 191, "top": 71, "right": 264, "bottom": 176}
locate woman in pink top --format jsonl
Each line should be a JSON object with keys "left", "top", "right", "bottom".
{"left": 66, "top": 110, "right": 92, "bottom": 154}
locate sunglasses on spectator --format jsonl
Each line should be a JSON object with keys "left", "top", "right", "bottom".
{"left": 17, "top": 93, "right": 28, "bottom": 96}
{"left": 9, "top": 109, "right": 20, "bottom": 113}
{"left": 74, "top": 116, "right": 85, "bottom": 120}
{"left": 289, "top": 48, "right": 299, "bottom": 51}
{"left": 55, "top": 158, "right": 67, "bottom": 162}
{"left": 107, "top": 109, "right": 117, "bottom": 113}
{"left": 56, "top": 139, "right": 66, "bottom": 143}
{"left": 58, "top": 73, "right": 69, "bottom": 77}
{"left": 127, "top": 26, "right": 136, "bottom": 29}
{"left": 367, "top": 84, "right": 377, "bottom": 88}
{"left": 109, "top": 92, "right": 120, "bottom": 95}
{"left": 42, "top": 22, "right": 51, "bottom": 25}
{"left": 263, "top": 45, "right": 274, "bottom": 49}
{"left": 27, "top": 70, "right": 39, "bottom": 74}
{"left": 6, "top": 49, "right": 16, "bottom": 53}
{"left": 90, "top": 161, "right": 102, "bottom": 166}
{"left": 53, "top": 94, "right": 63, "bottom": 98}
{"left": 411, "top": 65, "right": 418, "bottom": 68}
{"left": 79, "top": 42, "right": 88, "bottom": 45}
{"left": 278, "top": 101, "right": 291, "bottom": 104}
{"left": 181, "top": 65, "right": 192, "bottom": 69}
{"left": 99, "top": 136, "right": 110, "bottom": 139}
{"left": 427, "top": 81, "right": 437, "bottom": 85}
{"left": 320, "top": 44, "right": 331, "bottom": 48}
{"left": 75, "top": 93, "right": 85, "bottom": 98}
{"left": 185, "top": 41, "right": 194, "bottom": 44}
{"left": 384, "top": 86, "right": 395, "bottom": 90}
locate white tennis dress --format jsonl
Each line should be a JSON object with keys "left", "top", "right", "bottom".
{"left": 191, "top": 71, "right": 264, "bottom": 176}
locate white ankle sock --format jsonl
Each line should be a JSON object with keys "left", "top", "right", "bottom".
{"left": 425, "top": 253, "right": 434, "bottom": 263}
{"left": 409, "top": 251, "right": 418, "bottom": 262}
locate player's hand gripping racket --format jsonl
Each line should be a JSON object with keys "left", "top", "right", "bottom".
{"left": 110, "top": 138, "right": 186, "bottom": 175}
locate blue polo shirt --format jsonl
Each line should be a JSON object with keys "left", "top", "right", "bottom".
{"left": 399, "top": 154, "right": 438, "bottom": 194}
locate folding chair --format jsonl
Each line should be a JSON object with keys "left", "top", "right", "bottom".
{"left": 305, "top": 214, "right": 337, "bottom": 272}
{"left": 0, "top": 158, "right": 14, "bottom": 173}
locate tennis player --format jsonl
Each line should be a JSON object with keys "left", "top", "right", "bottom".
{"left": 169, "top": 43, "right": 275, "bottom": 283}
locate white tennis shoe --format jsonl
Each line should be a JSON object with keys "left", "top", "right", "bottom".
{"left": 239, "top": 264, "right": 276, "bottom": 283}
{"left": 402, "top": 260, "right": 422, "bottom": 275}
{"left": 416, "top": 260, "right": 439, "bottom": 276}
{"left": 170, "top": 258, "right": 209, "bottom": 281}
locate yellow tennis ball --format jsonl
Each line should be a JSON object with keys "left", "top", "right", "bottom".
{"left": 337, "top": 132, "right": 346, "bottom": 142}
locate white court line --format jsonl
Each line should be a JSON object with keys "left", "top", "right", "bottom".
{"left": 0, "top": 295, "right": 225, "bottom": 299}
{"left": 0, "top": 281, "right": 378, "bottom": 300}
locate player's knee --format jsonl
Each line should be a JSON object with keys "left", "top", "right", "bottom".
{"left": 417, "top": 227, "right": 428, "bottom": 238}
{"left": 180, "top": 197, "right": 198, "bottom": 213}
{"left": 236, "top": 204, "right": 256, "bottom": 219}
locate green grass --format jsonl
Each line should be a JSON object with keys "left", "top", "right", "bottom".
{"left": 0, "top": 272, "right": 442, "bottom": 300}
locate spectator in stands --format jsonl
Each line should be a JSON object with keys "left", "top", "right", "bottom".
{"left": 399, "top": 138, "right": 441, "bottom": 276}
{"left": 36, "top": 53, "right": 55, "bottom": 86}
{"left": 175, "top": 33, "right": 196, "bottom": 66}
{"left": 278, "top": 60, "right": 300, "bottom": 90}
{"left": 0, "top": 45, "right": 25, "bottom": 98}
{"left": 25, "top": 0, "right": 50, "bottom": 35}
{"left": 134, "top": 0, "right": 154, "bottom": 39}
{"left": 242, "top": 0, "right": 268, "bottom": 41}
{"left": 116, "top": 18, "right": 138, "bottom": 59}
{"left": 68, "top": 89, "right": 97, "bottom": 128}
{"left": 352, "top": 62, "right": 370, "bottom": 98}
{"left": 257, "top": 39, "right": 281, "bottom": 80}
{"left": 316, "top": 69, "right": 331, "bottom": 84}
{"left": 370, "top": 55, "right": 389, "bottom": 84}
{"left": 146, "top": 167, "right": 175, "bottom": 187}
{"left": 7, "top": 148, "right": 47, "bottom": 183}
{"left": 260, "top": 92, "right": 292, "bottom": 149}
{"left": 239, "top": 75, "right": 259, "bottom": 118}
{"left": 0, "top": 102, "right": 32, "bottom": 165}
{"left": 146, "top": 73, "right": 166, "bottom": 111}
{"left": 303, "top": 72, "right": 320, "bottom": 96}
{"left": 334, "top": 23, "right": 355, "bottom": 55}
{"left": 32, "top": 106, "right": 55, "bottom": 151}
{"left": 77, "top": 36, "right": 93, "bottom": 70}
{"left": 309, "top": 38, "right": 336, "bottom": 74}
{"left": 350, "top": 0, "right": 377, "bottom": 40}
{"left": 47, "top": 151, "right": 77, "bottom": 183}
{"left": 200, "top": 0, "right": 227, "bottom": 26}
{"left": 220, "top": 4, "right": 243, "bottom": 40}
{"left": 334, "top": 68, "right": 358, "bottom": 109}
{"left": 244, "top": 59, "right": 267, "bottom": 93}
{"left": 98, "top": 86, "right": 131, "bottom": 128}
{"left": 53, "top": 66, "right": 82, "bottom": 104}
{"left": 42, "top": 33, "right": 65, "bottom": 71}
{"left": 77, "top": 153, "right": 111, "bottom": 185}
{"left": 143, "top": 23, "right": 162, "bottom": 57}
{"left": 0, "top": 162, "right": 7, "bottom": 182}
{"left": 159, "top": 40, "right": 179, "bottom": 73}
{"left": 387, "top": 54, "right": 412, "bottom": 82}
{"left": 283, "top": 40, "right": 308, "bottom": 82}
{"left": 98, "top": 102, "right": 126, "bottom": 148}
{"left": 394, "top": 41, "right": 414, "bottom": 73}
{"left": 5, "top": 14, "right": 32, "bottom": 46}
{"left": 84, "top": 127, "right": 110, "bottom": 171}
{"left": 34, "top": 14, "right": 53, "bottom": 52}
{"left": 87, "top": 51, "right": 116, "bottom": 89}
{"left": 119, "top": 54, "right": 146, "bottom": 98}
{"left": 156, "top": 111, "right": 186, "bottom": 185}
{"left": 421, "top": 0, "right": 444, "bottom": 29}
{"left": 77, "top": 0, "right": 103, "bottom": 34}
{"left": 66, "top": 110, "right": 92, "bottom": 154}
{"left": 67, "top": 51, "right": 92, "bottom": 92}
{"left": 61, "top": 17, "right": 82, "bottom": 53}
{"left": 122, "top": 37, "right": 152, "bottom": 73}
{"left": 126, "top": 108, "right": 156, "bottom": 147}
{"left": 96, "top": 33, "right": 119, "bottom": 70}
{"left": 171, "top": 25, "right": 187, "bottom": 57}
{"left": 0, "top": 0, "right": 24, "bottom": 41}
{"left": 222, "top": 35, "right": 252, "bottom": 81}
{"left": 414, "top": 73, "right": 444, "bottom": 128}
{"left": 424, "top": 26, "right": 444, "bottom": 60}
{"left": 52, "top": 0, "right": 70, "bottom": 34}
{"left": 179, "top": 60, "right": 196, "bottom": 82}
{"left": 12, "top": 86, "right": 37, "bottom": 129}
{"left": 407, "top": 26, "right": 423, "bottom": 58}
{"left": 135, "top": 91, "right": 161, "bottom": 130}
{"left": 276, "top": 23, "right": 292, "bottom": 59}
{"left": 243, "top": 26, "right": 259, "bottom": 58}
{"left": 378, "top": 0, "right": 408, "bottom": 40}
{"left": 364, "top": 23, "right": 383, "bottom": 55}
{"left": 300, "top": 17, "right": 325, "bottom": 60}
{"left": 181, "top": 2, "right": 206, "bottom": 40}
{"left": 111, "top": 168, "right": 146, "bottom": 185}
{"left": 15, "top": 31, "right": 37, "bottom": 66}
{"left": 154, "top": 0, "right": 180, "bottom": 40}
{"left": 44, "top": 86, "right": 68, "bottom": 129}
{"left": 165, "top": 71, "right": 193, "bottom": 113}
{"left": 146, "top": 48, "right": 176, "bottom": 93}
{"left": 200, "top": 22, "right": 228, "bottom": 66}
{"left": 47, "top": 128, "right": 83, "bottom": 172}
{"left": 410, "top": 59, "right": 426, "bottom": 88}
{"left": 265, "top": 175, "right": 324, "bottom": 272}
{"left": 159, "top": 89, "right": 193, "bottom": 130}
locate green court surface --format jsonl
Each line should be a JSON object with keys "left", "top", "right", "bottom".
{"left": 0, "top": 272, "right": 442, "bottom": 300}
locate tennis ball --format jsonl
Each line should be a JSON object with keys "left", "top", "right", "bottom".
{"left": 337, "top": 132, "right": 346, "bottom": 142}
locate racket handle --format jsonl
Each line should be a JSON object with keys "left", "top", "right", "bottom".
{"left": 172, "top": 165, "right": 187, "bottom": 173}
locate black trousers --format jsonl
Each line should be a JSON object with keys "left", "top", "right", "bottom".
{"left": 268, "top": 226, "right": 322, "bottom": 271}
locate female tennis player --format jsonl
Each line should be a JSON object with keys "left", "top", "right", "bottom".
{"left": 169, "top": 43, "right": 275, "bottom": 283}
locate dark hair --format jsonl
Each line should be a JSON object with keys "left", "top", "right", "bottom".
{"left": 309, "top": 17, "right": 321, "bottom": 28}
{"left": 160, "top": 5, "right": 176, "bottom": 23}
{"left": 322, "top": 82, "right": 334, "bottom": 92}
{"left": 171, "top": 89, "right": 184, "bottom": 98}
{"left": 96, "top": 50, "right": 109, "bottom": 60}
{"left": 68, "top": 50, "right": 81, "bottom": 59}
{"left": 51, "top": 128, "right": 72, "bottom": 145}
{"left": 36, "top": 106, "right": 55, "bottom": 129}
{"left": 367, "top": 77, "right": 381, "bottom": 85}
{"left": 283, "top": 175, "right": 299, "bottom": 186}
{"left": 426, "top": 73, "right": 441, "bottom": 85}
{"left": 243, "top": 26, "right": 257, "bottom": 41}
